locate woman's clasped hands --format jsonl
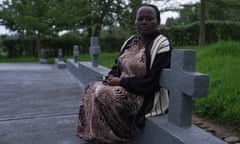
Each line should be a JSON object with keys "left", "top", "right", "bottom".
{"left": 103, "top": 74, "right": 121, "bottom": 86}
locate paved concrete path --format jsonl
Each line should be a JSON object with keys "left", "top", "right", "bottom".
{"left": 0, "top": 63, "right": 87, "bottom": 144}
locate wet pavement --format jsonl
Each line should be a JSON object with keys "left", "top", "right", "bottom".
{"left": 0, "top": 63, "right": 86, "bottom": 144}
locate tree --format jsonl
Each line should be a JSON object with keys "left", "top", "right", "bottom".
{"left": 50, "top": 0, "right": 90, "bottom": 32}
{"left": 198, "top": 0, "right": 240, "bottom": 46}
{"left": 55, "top": 0, "right": 127, "bottom": 37}
{"left": 87, "top": 0, "right": 127, "bottom": 37}
{"left": 0, "top": 0, "right": 57, "bottom": 57}
{"left": 198, "top": 0, "right": 206, "bottom": 46}
{"left": 166, "top": 3, "right": 200, "bottom": 26}
{"left": 164, "top": 0, "right": 240, "bottom": 45}
{"left": 119, "top": 0, "right": 142, "bottom": 34}
{"left": 206, "top": 0, "right": 240, "bottom": 21}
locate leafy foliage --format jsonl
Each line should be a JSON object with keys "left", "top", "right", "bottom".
{"left": 161, "top": 21, "right": 240, "bottom": 46}
{"left": 0, "top": 0, "right": 51, "bottom": 33}
{"left": 0, "top": 0, "right": 144, "bottom": 36}
{"left": 167, "top": 0, "right": 240, "bottom": 26}
{"left": 119, "top": 0, "right": 141, "bottom": 34}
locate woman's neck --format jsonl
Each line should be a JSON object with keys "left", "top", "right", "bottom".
{"left": 140, "top": 31, "right": 159, "bottom": 45}
{"left": 141, "top": 36, "right": 151, "bottom": 45}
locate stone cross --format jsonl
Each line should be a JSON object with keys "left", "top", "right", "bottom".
{"left": 58, "top": 48, "right": 63, "bottom": 61}
{"left": 160, "top": 49, "right": 209, "bottom": 128}
{"left": 73, "top": 45, "right": 79, "bottom": 63}
{"left": 39, "top": 48, "right": 47, "bottom": 64}
{"left": 40, "top": 48, "right": 45, "bottom": 59}
{"left": 89, "top": 37, "right": 101, "bottom": 67}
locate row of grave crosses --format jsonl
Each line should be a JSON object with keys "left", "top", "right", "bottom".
{"left": 40, "top": 37, "right": 210, "bottom": 129}
{"left": 40, "top": 37, "right": 100, "bottom": 67}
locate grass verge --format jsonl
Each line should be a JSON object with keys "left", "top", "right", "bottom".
{"left": 192, "top": 41, "right": 240, "bottom": 130}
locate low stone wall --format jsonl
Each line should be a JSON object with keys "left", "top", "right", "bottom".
{"left": 66, "top": 59, "right": 109, "bottom": 85}
{"left": 54, "top": 58, "right": 66, "bottom": 69}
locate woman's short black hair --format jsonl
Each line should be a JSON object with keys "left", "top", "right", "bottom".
{"left": 136, "top": 4, "right": 161, "bottom": 25}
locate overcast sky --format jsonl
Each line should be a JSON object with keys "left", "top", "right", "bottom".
{"left": 0, "top": 0, "right": 200, "bottom": 35}
{"left": 151, "top": 0, "right": 200, "bottom": 24}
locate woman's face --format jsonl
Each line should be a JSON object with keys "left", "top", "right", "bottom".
{"left": 135, "top": 6, "right": 159, "bottom": 36}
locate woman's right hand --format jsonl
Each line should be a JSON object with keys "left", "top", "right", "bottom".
{"left": 105, "top": 74, "right": 114, "bottom": 80}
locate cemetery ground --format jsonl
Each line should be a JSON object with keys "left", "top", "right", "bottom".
{"left": 0, "top": 63, "right": 239, "bottom": 144}
{"left": 0, "top": 40, "right": 240, "bottom": 143}
{"left": 192, "top": 115, "right": 240, "bottom": 143}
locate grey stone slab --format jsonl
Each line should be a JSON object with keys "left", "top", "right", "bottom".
{"left": 0, "top": 63, "right": 86, "bottom": 144}
{"left": 0, "top": 115, "right": 84, "bottom": 144}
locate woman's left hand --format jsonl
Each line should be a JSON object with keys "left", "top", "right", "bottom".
{"left": 104, "top": 77, "right": 121, "bottom": 86}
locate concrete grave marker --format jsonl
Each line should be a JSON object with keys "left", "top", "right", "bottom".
{"left": 73, "top": 45, "right": 79, "bottom": 63}
{"left": 39, "top": 48, "right": 47, "bottom": 64}
{"left": 160, "top": 49, "right": 209, "bottom": 127}
{"left": 58, "top": 48, "right": 63, "bottom": 61}
{"left": 54, "top": 48, "right": 66, "bottom": 69}
{"left": 89, "top": 37, "right": 100, "bottom": 67}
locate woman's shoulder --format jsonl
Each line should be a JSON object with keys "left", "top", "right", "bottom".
{"left": 154, "top": 34, "right": 169, "bottom": 42}
{"left": 120, "top": 35, "right": 137, "bottom": 52}
{"left": 151, "top": 34, "right": 171, "bottom": 55}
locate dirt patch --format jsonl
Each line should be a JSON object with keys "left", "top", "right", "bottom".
{"left": 192, "top": 115, "right": 240, "bottom": 143}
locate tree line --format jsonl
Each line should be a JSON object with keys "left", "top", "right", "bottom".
{"left": 0, "top": 0, "right": 239, "bottom": 58}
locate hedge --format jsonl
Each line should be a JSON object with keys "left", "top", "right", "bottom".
{"left": 1, "top": 21, "right": 240, "bottom": 58}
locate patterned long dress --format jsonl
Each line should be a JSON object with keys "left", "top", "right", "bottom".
{"left": 77, "top": 40, "right": 146, "bottom": 144}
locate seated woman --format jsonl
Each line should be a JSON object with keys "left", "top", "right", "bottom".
{"left": 76, "top": 4, "right": 172, "bottom": 144}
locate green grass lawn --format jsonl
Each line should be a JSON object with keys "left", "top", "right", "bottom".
{"left": 0, "top": 56, "right": 38, "bottom": 63}
{"left": 1, "top": 40, "right": 240, "bottom": 130}
{"left": 192, "top": 41, "right": 240, "bottom": 130}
